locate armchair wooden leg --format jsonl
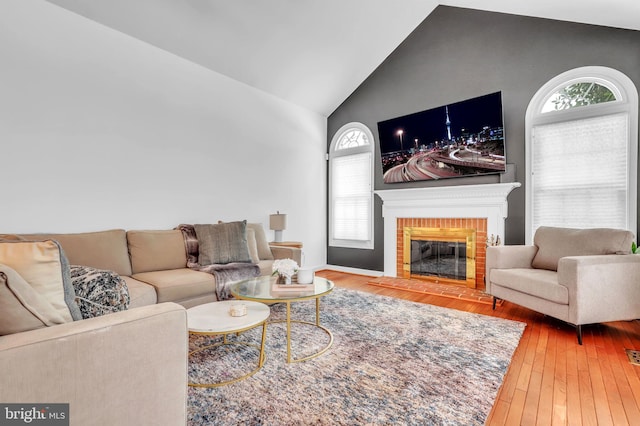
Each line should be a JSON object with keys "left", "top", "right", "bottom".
{"left": 576, "top": 325, "right": 583, "bottom": 345}
{"left": 492, "top": 297, "right": 498, "bottom": 310}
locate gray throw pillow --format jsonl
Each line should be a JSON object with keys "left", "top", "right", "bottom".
{"left": 194, "top": 221, "right": 252, "bottom": 265}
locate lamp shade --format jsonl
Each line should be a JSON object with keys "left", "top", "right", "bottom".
{"left": 269, "top": 213, "right": 287, "bottom": 231}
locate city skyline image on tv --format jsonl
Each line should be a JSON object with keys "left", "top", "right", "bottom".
{"left": 377, "top": 91, "right": 505, "bottom": 183}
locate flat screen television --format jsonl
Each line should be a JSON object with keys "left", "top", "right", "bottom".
{"left": 377, "top": 91, "right": 505, "bottom": 183}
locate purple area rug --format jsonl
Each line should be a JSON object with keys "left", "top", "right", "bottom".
{"left": 187, "top": 287, "right": 525, "bottom": 425}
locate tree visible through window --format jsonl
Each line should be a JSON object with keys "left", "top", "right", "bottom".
{"left": 542, "top": 81, "right": 616, "bottom": 112}
{"left": 335, "top": 128, "right": 369, "bottom": 150}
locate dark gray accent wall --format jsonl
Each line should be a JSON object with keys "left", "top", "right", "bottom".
{"left": 327, "top": 6, "right": 640, "bottom": 272}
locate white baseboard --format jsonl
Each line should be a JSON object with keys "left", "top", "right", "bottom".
{"left": 321, "top": 264, "right": 384, "bottom": 277}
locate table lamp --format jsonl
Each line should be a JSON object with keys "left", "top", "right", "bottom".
{"left": 269, "top": 212, "right": 287, "bottom": 242}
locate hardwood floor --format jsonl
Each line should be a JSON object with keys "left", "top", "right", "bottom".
{"left": 316, "top": 270, "right": 640, "bottom": 426}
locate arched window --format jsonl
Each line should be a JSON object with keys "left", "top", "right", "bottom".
{"left": 525, "top": 66, "right": 638, "bottom": 243}
{"left": 329, "top": 123, "right": 374, "bottom": 249}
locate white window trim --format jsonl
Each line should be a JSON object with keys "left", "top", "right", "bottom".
{"left": 525, "top": 66, "right": 638, "bottom": 244}
{"left": 329, "top": 122, "right": 375, "bottom": 249}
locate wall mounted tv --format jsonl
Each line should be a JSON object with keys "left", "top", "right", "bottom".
{"left": 377, "top": 91, "right": 505, "bottom": 183}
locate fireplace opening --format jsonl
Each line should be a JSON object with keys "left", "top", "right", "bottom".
{"left": 410, "top": 240, "right": 467, "bottom": 280}
{"left": 403, "top": 227, "right": 476, "bottom": 288}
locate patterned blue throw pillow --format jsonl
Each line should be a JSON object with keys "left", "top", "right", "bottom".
{"left": 69, "top": 265, "right": 130, "bottom": 319}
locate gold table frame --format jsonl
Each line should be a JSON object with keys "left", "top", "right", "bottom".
{"left": 231, "top": 276, "right": 334, "bottom": 363}
{"left": 187, "top": 302, "right": 269, "bottom": 388}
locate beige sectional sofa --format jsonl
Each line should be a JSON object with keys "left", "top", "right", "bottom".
{"left": 3, "top": 225, "right": 301, "bottom": 309}
{"left": 0, "top": 224, "right": 301, "bottom": 425}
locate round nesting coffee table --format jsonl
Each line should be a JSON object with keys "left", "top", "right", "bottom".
{"left": 187, "top": 300, "right": 270, "bottom": 387}
{"left": 230, "top": 276, "right": 334, "bottom": 363}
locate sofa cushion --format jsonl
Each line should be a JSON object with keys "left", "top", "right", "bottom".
{"left": 0, "top": 264, "right": 68, "bottom": 335}
{"left": 9, "top": 230, "right": 133, "bottom": 276}
{"left": 132, "top": 269, "right": 216, "bottom": 303}
{"left": 70, "top": 266, "right": 130, "bottom": 319}
{"left": 491, "top": 268, "right": 569, "bottom": 304}
{"left": 122, "top": 276, "right": 158, "bottom": 308}
{"left": 194, "top": 221, "right": 252, "bottom": 265}
{"left": 127, "top": 230, "right": 187, "bottom": 274}
{"left": 246, "top": 223, "right": 274, "bottom": 260}
{"left": 532, "top": 226, "right": 635, "bottom": 271}
{"left": 0, "top": 240, "right": 82, "bottom": 322}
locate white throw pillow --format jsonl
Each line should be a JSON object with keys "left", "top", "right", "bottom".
{"left": 0, "top": 240, "right": 82, "bottom": 322}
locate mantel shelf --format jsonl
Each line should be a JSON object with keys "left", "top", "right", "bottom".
{"left": 375, "top": 182, "right": 521, "bottom": 203}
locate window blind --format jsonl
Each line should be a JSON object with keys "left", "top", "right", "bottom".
{"left": 532, "top": 112, "right": 628, "bottom": 230}
{"left": 332, "top": 152, "right": 372, "bottom": 241}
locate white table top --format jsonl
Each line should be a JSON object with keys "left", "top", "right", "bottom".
{"left": 187, "top": 300, "right": 270, "bottom": 334}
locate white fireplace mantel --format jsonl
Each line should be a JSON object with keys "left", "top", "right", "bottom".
{"left": 374, "top": 182, "right": 521, "bottom": 276}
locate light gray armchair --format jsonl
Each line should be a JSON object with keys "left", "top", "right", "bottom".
{"left": 486, "top": 226, "right": 640, "bottom": 344}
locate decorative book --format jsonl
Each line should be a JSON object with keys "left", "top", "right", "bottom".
{"left": 271, "top": 283, "right": 313, "bottom": 292}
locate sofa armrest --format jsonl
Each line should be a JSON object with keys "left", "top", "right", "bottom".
{"left": 558, "top": 254, "right": 640, "bottom": 324}
{"left": 270, "top": 245, "right": 302, "bottom": 266}
{"left": 0, "top": 303, "right": 188, "bottom": 425}
{"left": 486, "top": 245, "right": 538, "bottom": 294}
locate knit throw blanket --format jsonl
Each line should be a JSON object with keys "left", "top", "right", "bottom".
{"left": 176, "top": 224, "right": 261, "bottom": 300}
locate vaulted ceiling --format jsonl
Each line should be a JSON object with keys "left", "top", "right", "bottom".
{"left": 45, "top": 0, "right": 640, "bottom": 116}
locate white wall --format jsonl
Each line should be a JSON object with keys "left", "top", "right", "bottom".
{"left": 0, "top": 0, "right": 327, "bottom": 268}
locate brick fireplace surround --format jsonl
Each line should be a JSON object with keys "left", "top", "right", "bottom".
{"left": 375, "top": 182, "right": 521, "bottom": 290}
{"left": 397, "top": 217, "right": 487, "bottom": 288}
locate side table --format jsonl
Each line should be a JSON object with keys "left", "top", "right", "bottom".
{"left": 269, "top": 241, "right": 303, "bottom": 249}
{"left": 187, "top": 300, "right": 270, "bottom": 387}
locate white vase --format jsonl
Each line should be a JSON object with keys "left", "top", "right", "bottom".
{"left": 297, "top": 269, "right": 314, "bottom": 284}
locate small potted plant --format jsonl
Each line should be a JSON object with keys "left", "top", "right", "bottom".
{"left": 272, "top": 258, "right": 299, "bottom": 285}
